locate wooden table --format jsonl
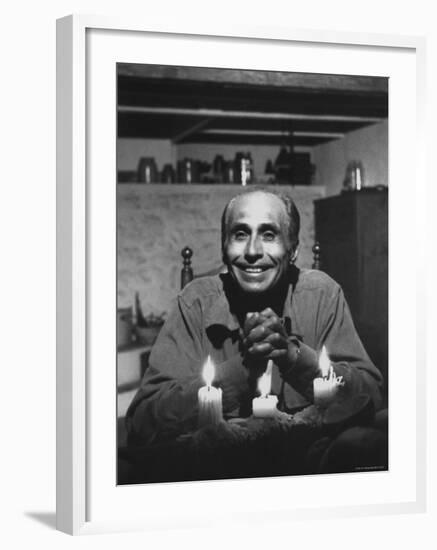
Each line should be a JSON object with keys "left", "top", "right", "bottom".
{"left": 117, "top": 404, "right": 388, "bottom": 485}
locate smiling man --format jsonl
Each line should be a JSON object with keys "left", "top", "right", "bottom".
{"left": 126, "top": 189, "right": 383, "bottom": 446}
{"left": 223, "top": 191, "right": 294, "bottom": 296}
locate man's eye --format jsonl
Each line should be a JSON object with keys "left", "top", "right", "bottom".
{"left": 263, "top": 232, "right": 276, "bottom": 241}
{"left": 234, "top": 231, "right": 248, "bottom": 240}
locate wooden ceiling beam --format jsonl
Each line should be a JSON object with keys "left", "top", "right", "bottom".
{"left": 118, "top": 105, "right": 383, "bottom": 124}
{"left": 118, "top": 82, "right": 387, "bottom": 117}
{"left": 179, "top": 133, "right": 335, "bottom": 146}
{"left": 118, "top": 64, "right": 388, "bottom": 94}
{"left": 201, "top": 129, "right": 345, "bottom": 139}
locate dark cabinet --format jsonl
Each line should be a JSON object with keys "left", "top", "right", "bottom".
{"left": 314, "top": 189, "right": 388, "bottom": 393}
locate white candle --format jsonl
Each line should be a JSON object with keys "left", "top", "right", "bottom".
{"left": 198, "top": 356, "right": 223, "bottom": 428}
{"left": 252, "top": 394, "right": 279, "bottom": 417}
{"left": 252, "top": 360, "right": 278, "bottom": 418}
{"left": 313, "top": 377, "right": 336, "bottom": 408}
{"left": 313, "top": 346, "right": 339, "bottom": 408}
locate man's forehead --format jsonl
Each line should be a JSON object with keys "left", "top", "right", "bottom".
{"left": 227, "top": 192, "right": 287, "bottom": 225}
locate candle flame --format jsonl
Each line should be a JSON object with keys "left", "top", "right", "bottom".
{"left": 202, "top": 355, "right": 215, "bottom": 387}
{"left": 319, "top": 346, "right": 331, "bottom": 378}
{"left": 258, "top": 370, "right": 272, "bottom": 398}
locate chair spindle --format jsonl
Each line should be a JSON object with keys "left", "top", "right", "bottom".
{"left": 181, "top": 246, "right": 194, "bottom": 289}
{"left": 312, "top": 241, "right": 321, "bottom": 270}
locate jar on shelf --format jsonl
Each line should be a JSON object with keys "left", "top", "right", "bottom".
{"left": 212, "top": 155, "right": 225, "bottom": 183}
{"left": 224, "top": 161, "right": 236, "bottom": 184}
{"left": 234, "top": 152, "right": 254, "bottom": 186}
{"left": 137, "top": 157, "right": 158, "bottom": 183}
{"left": 343, "top": 161, "right": 365, "bottom": 192}
{"left": 161, "top": 163, "right": 176, "bottom": 184}
{"left": 177, "top": 158, "right": 199, "bottom": 184}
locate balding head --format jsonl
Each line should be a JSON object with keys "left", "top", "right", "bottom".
{"left": 220, "top": 189, "right": 300, "bottom": 295}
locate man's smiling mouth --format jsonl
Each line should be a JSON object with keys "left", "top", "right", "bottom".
{"left": 237, "top": 265, "right": 271, "bottom": 274}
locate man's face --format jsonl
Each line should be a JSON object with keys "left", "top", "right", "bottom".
{"left": 223, "top": 192, "right": 293, "bottom": 295}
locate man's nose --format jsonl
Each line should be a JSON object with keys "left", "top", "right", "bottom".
{"left": 245, "top": 235, "right": 263, "bottom": 261}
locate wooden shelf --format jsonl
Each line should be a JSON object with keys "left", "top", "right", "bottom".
{"left": 117, "top": 183, "right": 326, "bottom": 193}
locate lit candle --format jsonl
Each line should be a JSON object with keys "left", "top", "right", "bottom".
{"left": 198, "top": 355, "right": 223, "bottom": 428}
{"left": 252, "top": 360, "right": 278, "bottom": 418}
{"left": 313, "top": 346, "right": 343, "bottom": 408}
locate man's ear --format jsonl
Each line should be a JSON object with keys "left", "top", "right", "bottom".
{"left": 290, "top": 246, "right": 299, "bottom": 264}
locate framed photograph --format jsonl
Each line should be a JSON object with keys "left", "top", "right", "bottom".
{"left": 57, "top": 15, "right": 426, "bottom": 535}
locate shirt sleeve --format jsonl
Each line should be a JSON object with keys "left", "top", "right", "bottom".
{"left": 321, "top": 285, "right": 383, "bottom": 408}
{"left": 125, "top": 294, "right": 203, "bottom": 445}
{"left": 125, "top": 293, "right": 249, "bottom": 445}
{"left": 280, "top": 282, "right": 384, "bottom": 410}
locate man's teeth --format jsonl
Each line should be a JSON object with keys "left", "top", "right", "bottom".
{"left": 245, "top": 267, "right": 263, "bottom": 273}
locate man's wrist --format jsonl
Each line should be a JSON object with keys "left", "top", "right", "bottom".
{"left": 279, "top": 341, "right": 320, "bottom": 400}
{"left": 288, "top": 336, "right": 301, "bottom": 364}
{"left": 276, "top": 336, "right": 301, "bottom": 373}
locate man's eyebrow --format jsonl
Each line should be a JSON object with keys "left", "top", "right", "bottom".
{"left": 258, "top": 222, "right": 280, "bottom": 232}
{"left": 228, "top": 222, "right": 280, "bottom": 233}
{"left": 228, "top": 222, "right": 250, "bottom": 232}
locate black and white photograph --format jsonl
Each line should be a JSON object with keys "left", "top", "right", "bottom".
{"left": 1, "top": 0, "right": 433, "bottom": 543}
{"left": 116, "top": 63, "right": 389, "bottom": 485}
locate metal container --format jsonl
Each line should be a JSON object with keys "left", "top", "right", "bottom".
{"left": 212, "top": 155, "right": 225, "bottom": 183}
{"left": 343, "top": 161, "right": 365, "bottom": 192}
{"left": 137, "top": 157, "right": 158, "bottom": 183}
{"left": 161, "top": 163, "right": 176, "bottom": 184}
{"left": 177, "top": 158, "right": 199, "bottom": 184}
{"left": 234, "top": 152, "right": 254, "bottom": 186}
{"left": 224, "top": 161, "right": 236, "bottom": 184}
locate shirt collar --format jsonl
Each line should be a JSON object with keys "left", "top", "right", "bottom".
{"left": 282, "top": 281, "right": 294, "bottom": 325}
{"left": 204, "top": 272, "right": 296, "bottom": 333}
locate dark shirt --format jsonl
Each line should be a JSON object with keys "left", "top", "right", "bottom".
{"left": 126, "top": 269, "right": 383, "bottom": 445}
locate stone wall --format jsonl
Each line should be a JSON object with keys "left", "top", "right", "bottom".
{"left": 117, "top": 184, "right": 325, "bottom": 315}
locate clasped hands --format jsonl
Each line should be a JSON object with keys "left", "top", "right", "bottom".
{"left": 240, "top": 308, "right": 299, "bottom": 371}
